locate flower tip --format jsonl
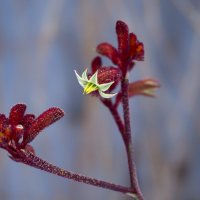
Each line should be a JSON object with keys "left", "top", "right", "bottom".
{"left": 145, "top": 79, "right": 161, "bottom": 88}
{"left": 116, "top": 20, "right": 129, "bottom": 34}
{"left": 9, "top": 103, "right": 27, "bottom": 125}
{"left": 75, "top": 69, "right": 88, "bottom": 88}
{"left": 99, "top": 91, "right": 117, "bottom": 99}
{"left": 74, "top": 70, "right": 80, "bottom": 80}
{"left": 10, "top": 103, "right": 27, "bottom": 111}
{"left": 116, "top": 20, "right": 127, "bottom": 27}
{"left": 49, "top": 107, "right": 65, "bottom": 118}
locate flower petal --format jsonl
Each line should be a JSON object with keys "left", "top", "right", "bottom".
{"left": 74, "top": 70, "right": 88, "bottom": 88}
{"left": 99, "top": 90, "right": 117, "bottom": 98}
{"left": 9, "top": 104, "right": 26, "bottom": 125}
{"left": 88, "top": 70, "right": 98, "bottom": 85}
{"left": 23, "top": 107, "right": 64, "bottom": 144}
{"left": 81, "top": 68, "right": 89, "bottom": 81}
{"left": 99, "top": 81, "right": 114, "bottom": 92}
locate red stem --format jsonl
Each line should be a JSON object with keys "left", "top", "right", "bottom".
{"left": 19, "top": 150, "right": 133, "bottom": 195}
{"left": 101, "top": 79, "right": 144, "bottom": 199}
{"left": 121, "top": 77, "right": 144, "bottom": 200}
{"left": 101, "top": 99, "right": 125, "bottom": 141}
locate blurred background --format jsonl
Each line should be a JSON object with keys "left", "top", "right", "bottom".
{"left": 0, "top": 0, "right": 200, "bottom": 200}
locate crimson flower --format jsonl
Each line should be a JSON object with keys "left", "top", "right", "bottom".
{"left": 0, "top": 103, "right": 64, "bottom": 160}
{"left": 96, "top": 20, "right": 144, "bottom": 76}
{"left": 75, "top": 20, "right": 159, "bottom": 103}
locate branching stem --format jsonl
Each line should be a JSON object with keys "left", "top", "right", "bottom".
{"left": 20, "top": 150, "right": 133, "bottom": 195}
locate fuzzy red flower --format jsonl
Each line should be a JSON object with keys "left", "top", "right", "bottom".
{"left": 96, "top": 20, "right": 144, "bottom": 76}
{"left": 0, "top": 103, "right": 64, "bottom": 158}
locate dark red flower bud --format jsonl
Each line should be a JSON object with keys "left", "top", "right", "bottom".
{"left": 9, "top": 104, "right": 26, "bottom": 125}
{"left": 91, "top": 56, "right": 102, "bottom": 73}
{"left": 116, "top": 20, "right": 129, "bottom": 53}
{"left": 97, "top": 67, "right": 121, "bottom": 84}
{"left": 96, "top": 43, "right": 120, "bottom": 65}
{"left": 23, "top": 107, "right": 64, "bottom": 144}
{"left": 97, "top": 67, "right": 122, "bottom": 92}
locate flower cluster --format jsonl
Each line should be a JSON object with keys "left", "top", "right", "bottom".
{"left": 75, "top": 20, "right": 159, "bottom": 101}
{"left": 0, "top": 103, "right": 64, "bottom": 159}
{"left": 97, "top": 20, "right": 144, "bottom": 75}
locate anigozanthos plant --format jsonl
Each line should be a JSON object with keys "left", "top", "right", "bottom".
{"left": 0, "top": 20, "right": 160, "bottom": 200}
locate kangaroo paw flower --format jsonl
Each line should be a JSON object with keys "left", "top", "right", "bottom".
{"left": 0, "top": 103, "right": 64, "bottom": 158}
{"left": 75, "top": 69, "right": 117, "bottom": 98}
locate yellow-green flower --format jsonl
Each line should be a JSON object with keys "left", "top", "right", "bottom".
{"left": 75, "top": 69, "right": 117, "bottom": 98}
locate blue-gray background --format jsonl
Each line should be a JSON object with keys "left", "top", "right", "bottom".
{"left": 0, "top": 0, "right": 200, "bottom": 200}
